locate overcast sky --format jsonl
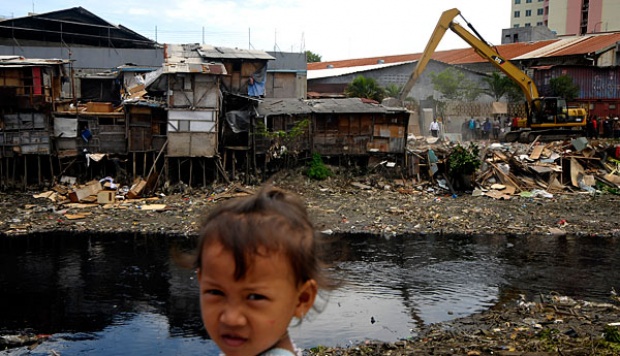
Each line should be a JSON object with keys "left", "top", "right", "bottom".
{"left": 0, "top": 0, "right": 512, "bottom": 61}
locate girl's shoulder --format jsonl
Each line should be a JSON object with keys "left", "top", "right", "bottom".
{"left": 260, "top": 348, "right": 300, "bottom": 356}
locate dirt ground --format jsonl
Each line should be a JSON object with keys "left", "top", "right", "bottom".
{"left": 1, "top": 167, "right": 620, "bottom": 354}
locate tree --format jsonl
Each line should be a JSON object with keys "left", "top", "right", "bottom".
{"left": 305, "top": 50, "right": 322, "bottom": 63}
{"left": 344, "top": 75, "right": 385, "bottom": 102}
{"left": 429, "top": 67, "right": 480, "bottom": 101}
{"left": 384, "top": 83, "right": 402, "bottom": 98}
{"left": 482, "top": 72, "right": 513, "bottom": 101}
{"left": 549, "top": 75, "right": 580, "bottom": 101}
{"left": 505, "top": 80, "right": 525, "bottom": 102}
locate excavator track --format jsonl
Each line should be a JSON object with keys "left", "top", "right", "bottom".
{"left": 500, "top": 129, "right": 584, "bottom": 143}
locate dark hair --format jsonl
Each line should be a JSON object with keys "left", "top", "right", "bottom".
{"left": 194, "top": 185, "right": 335, "bottom": 290}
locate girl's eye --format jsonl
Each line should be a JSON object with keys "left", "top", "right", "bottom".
{"left": 204, "top": 289, "right": 224, "bottom": 296}
{"left": 247, "top": 293, "right": 267, "bottom": 301}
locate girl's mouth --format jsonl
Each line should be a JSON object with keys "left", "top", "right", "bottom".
{"left": 221, "top": 334, "right": 248, "bottom": 347}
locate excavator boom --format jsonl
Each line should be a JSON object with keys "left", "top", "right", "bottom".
{"left": 399, "top": 8, "right": 538, "bottom": 103}
{"left": 400, "top": 8, "right": 586, "bottom": 143}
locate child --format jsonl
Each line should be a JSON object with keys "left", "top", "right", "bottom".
{"left": 193, "top": 185, "right": 335, "bottom": 356}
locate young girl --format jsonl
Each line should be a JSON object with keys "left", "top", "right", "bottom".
{"left": 193, "top": 185, "right": 335, "bottom": 356}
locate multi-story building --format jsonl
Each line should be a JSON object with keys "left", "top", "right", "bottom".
{"left": 510, "top": 0, "right": 620, "bottom": 36}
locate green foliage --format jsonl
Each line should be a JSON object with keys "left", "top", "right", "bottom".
{"left": 305, "top": 50, "right": 322, "bottom": 63}
{"left": 597, "top": 181, "right": 620, "bottom": 195}
{"left": 482, "top": 72, "right": 514, "bottom": 101}
{"left": 505, "top": 79, "right": 526, "bottom": 102}
{"left": 550, "top": 75, "right": 580, "bottom": 101}
{"left": 384, "top": 83, "right": 402, "bottom": 98}
{"left": 255, "top": 118, "right": 310, "bottom": 142}
{"left": 430, "top": 67, "right": 481, "bottom": 101}
{"left": 306, "top": 153, "right": 332, "bottom": 180}
{"left": 605, "top": 325, "right": 620, "bottom": 343}
{"left": 345, "top": 75, "right": 385, "bottom": 102}
{"left": 448, "top": 143, "right": 481, "bottom": 175}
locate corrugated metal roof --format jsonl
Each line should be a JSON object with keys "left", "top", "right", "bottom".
{"left": 0, "top": 56, "right": 70, "bottom": 66}
{"left": 308, "top": 61, "right": 415, "bottom": 80}
{"left": 256, "top": 98, "right": 313, "bottom": 116}
{"left": 308, "top": 98, "right": 390, "bottom": 113}
{"left": 266, "top": 51, "right": 306, "bottom": 72}
{"left": 161, "top": 44, "right": 227, "bottom": 74}
{"left": 308, "top": 32, "right": 620, "bottom": 71}
{"left": 512, "top": 37, "right": 590, "bottom": 59}
{"left": 197, "top": 45, "right": 275, "bottom": 60}
{"left": 256, "top": 97, "right": 406, "bottom": 116}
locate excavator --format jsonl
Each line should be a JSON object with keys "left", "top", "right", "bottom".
{"left": 399, "top": 8, "right": 587, "bottom": 143}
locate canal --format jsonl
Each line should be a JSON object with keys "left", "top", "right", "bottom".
{"left": 1, "top": 232, "right": 618, "bottom": 354}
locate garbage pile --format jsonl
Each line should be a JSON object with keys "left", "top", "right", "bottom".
{"left": 407, "top": 135, "right": 620, "bottom": 198}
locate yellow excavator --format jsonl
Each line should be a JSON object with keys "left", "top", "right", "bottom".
{"left": 399, "top": 8, "right": 587, "bottom": 143}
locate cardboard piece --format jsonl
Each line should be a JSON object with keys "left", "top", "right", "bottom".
{"left": 126, "top": 179, "right": 147, "bottom": 199}
{"left": 97, "top": 190, "right": 116, "bottom": 204}
{"left": 69, "top": 181, "right": 103, "bottom": 203}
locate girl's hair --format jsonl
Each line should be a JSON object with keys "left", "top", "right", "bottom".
{"left": 194, "top": 185, "right": 335, "bottom": 291}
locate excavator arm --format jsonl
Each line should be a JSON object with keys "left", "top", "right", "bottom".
{"left": 398, "top": 8, "right": 539, "bottom": 104}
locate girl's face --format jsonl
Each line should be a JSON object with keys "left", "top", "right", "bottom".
{"left": 197, "top": 241, "right": 317, "bottom": 356}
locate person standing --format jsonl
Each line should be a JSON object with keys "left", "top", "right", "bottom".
{"left": 512, "top": 116, "right": 520, "bottom": 131}
{"left": 468, "top": 117, "right": 476, "bottom": 140}
{"left": 592, "top": 115, "right": 599, "bottom": 138}
{"left": 429, "top": 118, "right": 440, "bottom": 137}
{"left": 492, "top": 117, "right": 501, "bottom": 140}
{"left": 482, "top": 118, "right": 492, "bottom": 139}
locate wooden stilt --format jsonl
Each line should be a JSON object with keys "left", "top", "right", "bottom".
{"left": 189, "top": 158, "right": 193, "bottom": 187}
{"left": 49, "top": 155, "right": 55, "bottom": 186}
{"left": 232, "top": 151, "right": 236, "bottom": 181}
{"left": 38, "top": 155, "right": 42, "bottom": 186}
{"left": 245, "top": 150, "right": 249, "bottom": 184}
{"left": 143, "top": 152, "right": 147, "bottom": 177}
{"left": 12, "top": 157, "right": 16, "bottom": 186}
{"left": 23, "top": 155, "right": 27, "bottom": 190}
{"left": 177, "top": 158, "right": 181, "bottom": 184}
{"left": 133, "top": 152, "right": 136, "bottom": 179}
{"left": 202, "top": 158, "right": 206, "bottom": 187}
{"left": 164, "top": 157, "right": 169, "bottom": 186}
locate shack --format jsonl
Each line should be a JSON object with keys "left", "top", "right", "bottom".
{"left": 145, "top": 44, "right": 227, "bottom": 185}
{"left": 255, "top": 97, "right": 409, "bottom": 169}
{"left": 0, "top": 56, "right": 69, "bottom": 187}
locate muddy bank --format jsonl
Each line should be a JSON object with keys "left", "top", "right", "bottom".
{"left": 2, "top": 168, "right": 619, "bottom": 238}
{"left": 308, "top": 294, "right": 620, "bottom": 355}
{"left": 1, "top": 169, "right": 620, "bottom": 355}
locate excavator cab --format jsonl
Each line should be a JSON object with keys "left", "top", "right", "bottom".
{"left": 530, "top": 97, "right": 566, "bottom": 125}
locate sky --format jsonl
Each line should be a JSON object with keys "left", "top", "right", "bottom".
{"left": 0, "top": 0, "right": 512, "bottom": 62}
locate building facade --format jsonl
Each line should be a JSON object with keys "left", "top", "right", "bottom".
{"left": 510, "top": 0, "right": 620, "bottom": 35}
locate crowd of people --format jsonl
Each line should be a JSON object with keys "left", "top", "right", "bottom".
{"left": 586, "top": 115, "right": 620, "bottom": 138}
{"left": 460, "top": 116, "right": 512, "bottom": 141}
{"left": 435, "top": 114, "right": 620, "bottom": 141}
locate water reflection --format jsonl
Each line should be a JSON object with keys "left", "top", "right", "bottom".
{"left": 0, "top": 232, "right": 618, "bottom": 353}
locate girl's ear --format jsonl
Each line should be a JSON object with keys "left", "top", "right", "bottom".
{"left": 295, "top": 279, "right": 318, "bottom": 318}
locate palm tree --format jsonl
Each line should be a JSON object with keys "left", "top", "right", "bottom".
{"left": 482, "top": 72, "right": 513, "bottom": 101}
{"left": 384, "top": 83, "right": 402, "bottom": 98}
{"left": 344, "top": 75, "right": 385, "bottom": 102}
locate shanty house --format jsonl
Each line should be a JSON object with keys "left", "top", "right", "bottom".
{"left": 0, "top": 7, "right": 163, "bottom": 99}
{"left": 255, "top": 97, "right": 409, "bottom": 163}
{"left": 266, "top": 51, "right": 307, "bottom": 99}
{"left": 0, "top": 56, "right": 69, "bottom": 186}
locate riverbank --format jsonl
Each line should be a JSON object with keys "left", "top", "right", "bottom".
{"left": 2, "top": 167, "right": 619, "bottom": 238}
{"left": 1, "top": 168, "right": 620, "bottom": 354}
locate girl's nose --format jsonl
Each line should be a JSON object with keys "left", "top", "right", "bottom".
{"left": 219, "top": 305, "right": 247, "bottom": 326}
